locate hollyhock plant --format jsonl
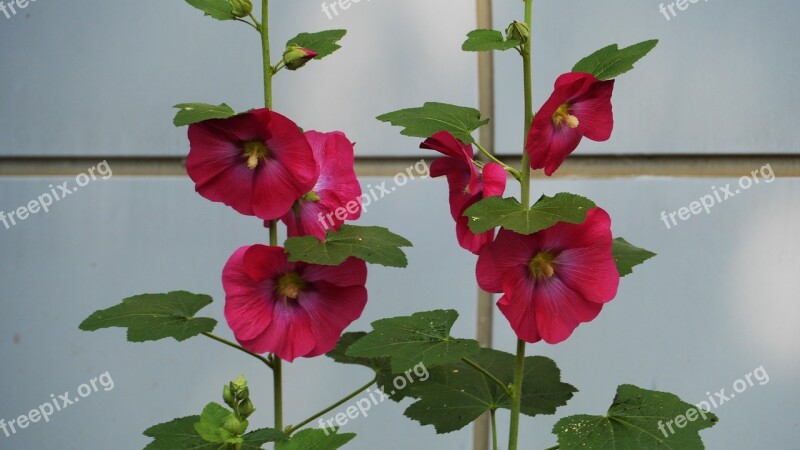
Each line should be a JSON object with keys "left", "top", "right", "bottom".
{"left": 223, "top": 244, "right": 368, "bottom": 362}
{"left": 422, "top": 131, "right": 507, "bottom": 254}
{"left": 526, "top": 72, "right": 615, "bottom": 176}
{"left": 281, "top": 130, "right": 362, "bottom": 240}
{"left": 476, "top": 208, "right": 620, "bottom": 344}
{"left": 81, "top": 1, "right": 685, "bottom": 448}
{"left": 186, "top": 108, "right": 319, "bottom": 220}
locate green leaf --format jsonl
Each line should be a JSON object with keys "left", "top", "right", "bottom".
{"left": 376, "top": 102, "right": 489, "bottom": 144}
{"left": 184, "top": 0, "right": 235, "bottom": 21}
{"left": 173, "top": 103, "right": 237, "bottom": 127}
{"left": 327, "top": 332, "right": 408, "bottom": 400}
{"left": 346, "top": 310, "right": 480, "bottom": 373}
{"left": 572, "top": 40, "right": 659, "bottom": 80}
{"left": 287, "top": 30, "right": 347, "bottom": 60}
{"left": 464, "top": 193, "right": 596, "bottom": 235}
{"left": 403, "top": 348, "right": 576, "bottom": 433}
{"left": 613, "top": 237, "right": 656, "bottom": 276}
{"left": 143, "top": 416, "right": 219, "bottom": 450}
{"left": 276, "top": 428, "right": 355, "bottom": 450}
{"left": 462, "top": 29, "right": 520, "bottom": 52}
{"left": 194, "top": 402, "right": 233, "bottom": 443}
{"left": 554, "top": 384, "right": 718, "bottom": 450}
{"left": 242, "top": 428, "right": 288, "bottom": 448}
{"left": 242, "top": 428, "right": 287, "bottom": 448}
{"left": 79, "top": 291, "right": 217, "bottom": 342}
{"left": 285, "top": 225, "right": 412, "bottom": 268}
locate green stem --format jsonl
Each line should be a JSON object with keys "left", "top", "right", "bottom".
{"left": 261, "top": 0, "right": 272, "bottom": 109}
{"left": 285, "top": 377, "right": 377, "bottom": 435}
{"left": 474, "top": 142, "right": 522, "bottom": 181}
{"left": 201, "top": 332, "right": 273, "bottom": 368}
{"left": 490, "top": 409, "right": 499, "bottom": 450}
{"left": 274, "top": 357, "right": 283, "bottom": 430}
{"left": 508, "top": 339, "right": 527, "bottom": 450}
{"left": 259, "top": 0, "right": 282, "bottom": 432}
{"left": 520, "top": 0, "right": 533, "bottom": 209}
{"left": 462, "top": 357, "right": 512, "bottom": 397}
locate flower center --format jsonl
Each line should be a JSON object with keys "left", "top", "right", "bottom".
{"left": 276, "top": 272, "right": 306, "bottom": 300}
{"left": 553, "top": 104, "right": 580, "bottom": 129}
{"left": 302, "top": 191, "right": 321, "bottom": 202}
{"left": 529, "top": 252, "right": 556, "bottom": 278}
{"left": 243, "top": 141, "right": 269, "bottom": 169}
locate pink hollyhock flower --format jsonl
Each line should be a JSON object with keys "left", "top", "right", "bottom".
{"left": 281, "top": 131, "right": 362, "bottom": 240}
{"left": 476, "top": 208, "right": 619, "bottom": 344}
{"left": 186, "top": 108, "right": 319, "bottom": 220}
{"left": 526, "top": 73, "right": 615, "bottom": 176}
{"left": 421, "top": 131, "right": 507, "bottom": 254}
{"left": 223, "top": 244, "right": 367, "bottom": 362}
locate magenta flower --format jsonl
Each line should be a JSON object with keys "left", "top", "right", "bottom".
{"left": 281, "top": 131, "right": 362, "bottom": 240}
{"left": 223, "top": 245, "right": 368, "bottom": 362}
{"left": 186, "top": 108, "right": 319, "bottom": 220}
{"left": 476, "top": 208, "right": 620, "bottom": 344}
{"left": 526, "top": 73, "right": 615, "bottom": 176}
{"left": 421, "top": 131, "right": 507, "bottom": 254}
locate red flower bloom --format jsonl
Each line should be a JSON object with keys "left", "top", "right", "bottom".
{"left": 223, "top": 245, "right": 368, "bottom": 362}
{"left": 186, "top": 108, "right": 319, "bottom": 220}
{"left": 281, "top": 131, "right": 362, "bottom": 240}
{"left": 421, "top": 131, "right": 507, "bottom": 254}
{"left": 476, "top": 208, "right": 619, "bottom": 344}
{"left": 526, "top": 73, "right": 615, "bottom": 176}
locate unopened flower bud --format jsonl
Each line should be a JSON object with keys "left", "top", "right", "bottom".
{"left": 223, "top": 415, "right": 246, "bottom": 436}
{"left": 505, "top": 21, "right": 529, "bottom": 44}
{"left": 223, "top": 385, "right": 236, "bottom": 407}
{"left": 239, "top": 398, "right": 256, "bottom": 419}
{"left": 230, "top": 0, "right": 253, "bottom": 18}
{"left": 283, "top": 45, "right": 319, "bottom": 71}
{"left": 231, "top": 375, "right": 248, "bottom": 397}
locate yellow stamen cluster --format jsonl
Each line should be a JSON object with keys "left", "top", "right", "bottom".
{"left": 243, "top": 141, "right": 269, "bottom": 169}
{"left": 553, "top": 104, "right": 580, "bottom": 129}
{"left": 529, "top": 252, "right": 556, "bottom": 278}
{"left": 277, "top": 272, "right": 307, "bottom": 300}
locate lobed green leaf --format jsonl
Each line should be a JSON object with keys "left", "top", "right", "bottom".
{"left": 464, "top": 193, "right": 595, "bottom": 235}
{"left": 79, "top": 291, "right": 217, "bottom": 343}
{"left": 553, "top": 384, "right": 718, "bottom": 450}
{"left": 572, "top": 40, "right": 659, "bottom": 80}
{"left": 285, "top": 225, "right": 412, "bottom": 268}
{"left": 345, "top": 310, "right": 480, "bottom": 373}
{"left": 376, "top": 102, "right": 489, "bottom": 144}
{"left": 287, "top": 30, "right": 347, "bottom": 60}
{"left": 462, "top": 29, "right": 520, "bottom": 52}
{"left": 173, "top": 103, "right": 237, "bottom": 127}
{"left": 612, "top": 237, "right": 656, "bottom": 276}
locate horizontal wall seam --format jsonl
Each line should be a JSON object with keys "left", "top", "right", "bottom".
{"left": 0, "top": 155, "right": 797, "bottom": 178}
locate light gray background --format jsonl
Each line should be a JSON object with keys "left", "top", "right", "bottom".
{"left": 1, "top": 0, "right": 799, "bottom": 449}
{"left": 0, "top": 0, "right": 798, "bottom": 156}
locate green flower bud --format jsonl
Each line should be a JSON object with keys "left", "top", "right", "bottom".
{"left": 239, "top": 398, "right": 256, "bottom": 419}
{"left": 505, "top": 21, "right": 530, "bottom": 45}
{"left": 230, "top": 0, "right": 253, "bottom": 18}
{"left": 223, "top": 415, "right": 246, "bottom": 436}
{"left": 231, "top": 375, "right": 248, "bottom": 397}
{"left": 223, "top": 385, "right": 236, "bottom": 407}
{"left": 283, "top": 45, "right": 319, "bottom": 71}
